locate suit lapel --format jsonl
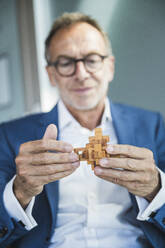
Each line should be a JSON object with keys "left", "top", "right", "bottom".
{"left": 110, "top": 102, "right": 136, "bottom": 146}
{"left": 35, "top": 104, "right": 60, "bottom": 230}
{"left": 110, "top": 101, "right": 139, "bottom": 211}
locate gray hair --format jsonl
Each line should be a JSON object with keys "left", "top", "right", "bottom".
{"left": 45, "top": 12, "right": 113, "bottom": 63}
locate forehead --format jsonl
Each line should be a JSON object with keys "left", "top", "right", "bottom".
{"left": 48, "top": 22, "right": 107, "bottom": 58}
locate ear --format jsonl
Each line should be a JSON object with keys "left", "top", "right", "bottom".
{"left": 107, "top": 55, "right": 115, "bottom": 82}
{"left": 46, "top": 66, "right": 57, "bottom": 86}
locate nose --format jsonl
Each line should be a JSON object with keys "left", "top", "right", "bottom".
{"left": 74, "top": 61, "right": 90, "bottom": 81}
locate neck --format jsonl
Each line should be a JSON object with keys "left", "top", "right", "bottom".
{"left": 64, "top": 100, "right": 105, "bottom": 130}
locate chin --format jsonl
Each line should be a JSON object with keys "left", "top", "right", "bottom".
{"left": 69, "top": 99, "right": 101, "bottom": 111}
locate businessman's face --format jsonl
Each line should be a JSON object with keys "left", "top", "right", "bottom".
{"left": 46, "top": 22, "right": 114, "bottom": 111}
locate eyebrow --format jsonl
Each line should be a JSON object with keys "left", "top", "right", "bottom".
{"left": 55, "top": 51, "right": 106, "bottom": 60}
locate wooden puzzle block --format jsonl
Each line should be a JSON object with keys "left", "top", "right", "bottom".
{"left": 74, "top": 128, "right": 110, "bottom": 170}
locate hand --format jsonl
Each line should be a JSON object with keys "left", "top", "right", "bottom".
{"left": 94, "top": 144, "right": 160, "bottom": 202}
{"left": 14, "top": 124, "right": 80, "bottom": 208}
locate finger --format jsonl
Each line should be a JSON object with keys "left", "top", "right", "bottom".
{"left": 94, "top": 166, "right": 151, "bottom": 182}
{"left": 19, "top": 139, "right": 73, "bottom": 154}
{"left": 97, "top": 175, "right": 139, "bottom": 192}
{"left": 43, "top": 124, "right": 57, "bottom": 140}
{"left": 97, "top": 175, "right": 125, "bottom": 186}
{"left": 29, "top": 169, "right": 76, "bottom": 185}
{"left": 99, "top": 157, "right": 155, "bottom": 171}
{"left": 96, "top": 175, "right": 151, "bottom": 198}
{"left": 17, "top": 161, "right": 80, "bottom": 176}
{"left": 106, "top": 144, "right": 154, "bottom": 160}
{"left": 16, "top": 152, "right": 79, "bottom": 165}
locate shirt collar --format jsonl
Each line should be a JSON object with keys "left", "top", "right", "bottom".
{"left": 58, "top": 97, "right": 112, "bottom": 132}
{"left": 101, "top": 97, "right": 112, "bottom": 125}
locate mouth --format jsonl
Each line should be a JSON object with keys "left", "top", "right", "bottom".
{"left": 72, "top": 87, "right": 94, "bottom": 95}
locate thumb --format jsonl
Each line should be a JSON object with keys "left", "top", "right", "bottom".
{"left": 43, "top": 124, "right": 58, "bottom": 140}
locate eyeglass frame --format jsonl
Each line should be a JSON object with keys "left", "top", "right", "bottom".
{"left": 47, "top": 53, "right": 109, "bottom": 77}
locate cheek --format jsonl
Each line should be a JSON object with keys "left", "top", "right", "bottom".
{"left": 54, "top": 75, "right": 69, "bottom": 90}
{"left": 93, "top": 67, "right": 111, "bottom": 84}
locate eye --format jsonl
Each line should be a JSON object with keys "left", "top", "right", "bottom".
{"left": 58, "top": 57, "right": 73, "bottom": 67}
{"left": 86, "top": 59, "right": 97, "bottom": 64}
{"left": 86, "top": 54, "right": 101, "bottom": 64}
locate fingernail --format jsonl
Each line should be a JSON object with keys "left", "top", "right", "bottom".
{"left": 70, "top": 153, "right": 79, "bottom": 161}
{"left": 72, "top": 161, "right": 80, "bottom": 167}
{"left": 100, "top": 158, "right": 108, "bottom": 166}
{"left": 106, "top": 145, "right": 114, "bottom": 153}
{"left": 64, "top": 144, "right": 73, "bottom": 152}
{"left": 95, "top": 167, "right": 102, "bottom": 174}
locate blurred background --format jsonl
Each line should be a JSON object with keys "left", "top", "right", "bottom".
{"left": 0, "top": 0, "right": 165, "bottom": 123}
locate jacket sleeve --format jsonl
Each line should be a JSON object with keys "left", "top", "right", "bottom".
{"left": 147, "top": 113, "right": 165, "bottom": 230}
{"left": 0, "top": 123, "right": 29, "bottom": 247}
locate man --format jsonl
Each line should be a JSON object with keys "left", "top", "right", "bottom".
{"left": 0, "top": 12, "right": 165, "bottom": 248}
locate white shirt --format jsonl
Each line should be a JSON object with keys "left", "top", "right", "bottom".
{"left": 3, "top": 98, "right": 165, "bottom": 247}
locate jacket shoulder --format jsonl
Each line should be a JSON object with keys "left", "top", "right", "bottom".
{"left": 4, "top": 111, "right": 44, "bottom": 124}
{"left": 111, "top": 102, "right": 162, "bottom": 120}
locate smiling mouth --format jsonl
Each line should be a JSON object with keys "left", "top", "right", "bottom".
{"left": 72, "top": 87, "right": 94, "bottom": 94}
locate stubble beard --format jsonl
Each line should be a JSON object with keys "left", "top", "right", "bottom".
{"left": 59, "top": 84, "right": 109, "bottom": 111}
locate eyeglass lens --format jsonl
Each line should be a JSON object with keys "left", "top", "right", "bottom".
{"left": 55, "top": 53, "right": 107, "bottom": 76}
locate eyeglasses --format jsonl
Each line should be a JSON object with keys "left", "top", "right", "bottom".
{"left": 48, "top": 53, "right": 108, "bottom": 77}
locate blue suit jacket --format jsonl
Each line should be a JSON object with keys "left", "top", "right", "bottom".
{"left": 0, "top": 101, "right": 165, "bottom": 248}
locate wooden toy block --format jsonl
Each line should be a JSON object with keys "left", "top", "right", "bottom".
{"left": 74, "top": 128, "right": 110, "bottom": 170}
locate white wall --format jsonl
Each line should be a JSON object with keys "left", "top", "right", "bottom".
{"left": 33, "top": 0, "right": 59, "bottom": 112}
{"left": 0, "top": 0, "right": 25, "bottom": 122}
